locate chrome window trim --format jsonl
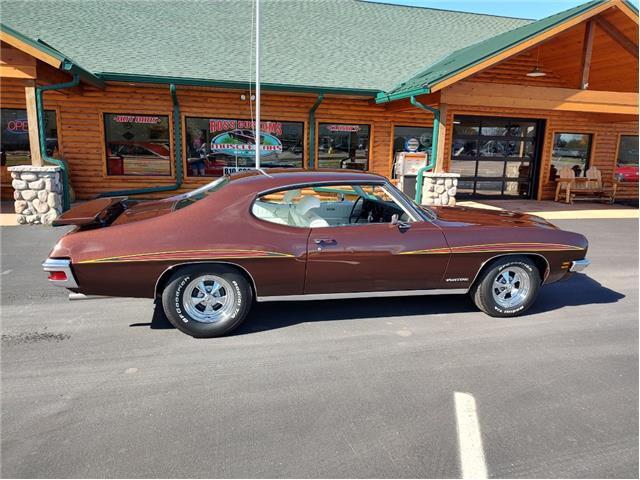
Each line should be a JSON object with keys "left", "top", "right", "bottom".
{"left": 257, "top": 288, "right": 468, "bottom": 302}
{"left": 42, "top": 258, "right": 78, "bottom": 288}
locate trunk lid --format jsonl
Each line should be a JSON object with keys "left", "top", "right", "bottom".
{"left": 53, "top": 197, "right": 176, "bottom": 228}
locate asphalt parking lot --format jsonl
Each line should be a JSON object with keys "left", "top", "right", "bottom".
{"left": 1, "top": 218, "right": 638, "bottom": 478}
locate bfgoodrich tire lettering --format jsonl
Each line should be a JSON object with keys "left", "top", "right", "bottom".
{"left": 161, "top": 265, "right": 252, "bottom": 338}
{"left": 471, "top": 256, "right": 541, "bottom": 318}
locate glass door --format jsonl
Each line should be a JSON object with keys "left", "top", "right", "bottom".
{"left": 449, "top": 115, "right": 545, "bottom": 199}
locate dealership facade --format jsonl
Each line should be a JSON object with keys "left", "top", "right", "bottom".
{"left": 0, "top": 0, "right": 637, "bottom": 207}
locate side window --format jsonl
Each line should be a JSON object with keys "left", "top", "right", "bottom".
{"left": 252, "top": 184, "right": 412, "bottom": 228}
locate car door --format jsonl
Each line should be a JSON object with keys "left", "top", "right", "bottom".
{"left": 304, "top": 185, "right": 450, "bottom": 294}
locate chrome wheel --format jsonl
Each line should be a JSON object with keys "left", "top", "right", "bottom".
{"left": 492, "top": 266, "right": 531, "bottom": 309}
{"left": 182, "top": 275, "right": 236, "bottom": 324}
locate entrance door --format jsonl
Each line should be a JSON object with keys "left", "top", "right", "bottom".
{"left": 449, "top": 115, "right": 545, "bottom": 199}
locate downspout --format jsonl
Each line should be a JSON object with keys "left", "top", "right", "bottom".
{"left": 99, "top": 84, "right": 183, "bottom": 197}
{"left": 36, "top": 74, "right": 80, "bottom": 212}
{"left": 409, "top": 95, "right": 439, "bottom": 204}
{"left": 308, "top": 93, "right": 324, "bottom": 169}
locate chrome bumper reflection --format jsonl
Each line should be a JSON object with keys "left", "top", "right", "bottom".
{"left": 570, "top": 258, "right": 591, "bottom": 272}
{"left": 42, "top": 258, "right": 78, "bottom": 288}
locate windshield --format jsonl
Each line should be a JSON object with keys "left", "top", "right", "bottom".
{"left": 174, "top": 176, "right": 230, "bottom": 210}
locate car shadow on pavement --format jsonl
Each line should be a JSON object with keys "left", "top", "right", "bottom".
{"left": 135, "top": 273, "right": 623, "bottom": 334}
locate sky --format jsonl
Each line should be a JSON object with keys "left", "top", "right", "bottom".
{"left": 367, "top": 0, "right": 638, "bottom": 20}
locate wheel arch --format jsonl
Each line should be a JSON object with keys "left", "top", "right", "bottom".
{"left": 154, "top": 261, "right": 258, "bottom": 300}
{"left": 469, "top": 253, "right": 550, "bottom": 289}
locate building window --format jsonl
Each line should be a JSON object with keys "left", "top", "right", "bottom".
{"left": 615, "top": 135, "right": 639, "bottom": 183}
{"left": 104, "top": 113, "right": 171, "bottom": 176}
{"left": 550, "top": 133, "right": 592, "bottom": 180}
{"left": 1, "top": 108, "right": 57, "bottom": 167}
{"left": 184, "top": 118, "right": 303, "bottom": 177}
{"left": 317, "top": 123, "right": 370, "bottom": 170}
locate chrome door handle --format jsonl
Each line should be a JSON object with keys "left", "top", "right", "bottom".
{"left": 314, "top": 238, "right": 337, "bottom": 245}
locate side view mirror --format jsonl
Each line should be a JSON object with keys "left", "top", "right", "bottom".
{"left": 391, "top": 214, "right": 411, "bottom": 232}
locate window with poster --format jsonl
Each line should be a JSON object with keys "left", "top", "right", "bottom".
{"left": 184, "top": 118, "right": 303, "bottom": 177}
{"left": 1, "top": 108, "right": 58, "bottom": 167}
{"left": 392, "top": 125, "right": 433, "bottom": 178}
{"left": 317, "top": 123, "right": 370, "bottom": 170}
{"left": 615, "top": 135, "right": 639, "bottom": 183}
{"left": 104, "top": 113, "right": 171, "bottom": 176}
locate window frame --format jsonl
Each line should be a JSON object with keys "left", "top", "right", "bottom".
{"left": 183, "top": 116, "right": 306, "bottom": 178}
{"left": 616, "top": 133, "right": 639, "bottom": 166}
{"left": 316, "top": 122, "right": 372, "bottom": 171}
{"left": 550, "top": 131, "right": 594, "bottom": 180}
{"left": 249, "top": 180, "right": 423, "bottom": 229}
{"left": 102, "top": 111, "right": 174, "bottom": 178}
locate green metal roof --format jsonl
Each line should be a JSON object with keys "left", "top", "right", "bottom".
{"left": 0, "top": 0, "right": 530, "bottom": 93}
{"left": 0, "top": 22, "right": 104, "bottom": 88}
{"left": 376, "top": 0, "right": 628, "bottom": 102}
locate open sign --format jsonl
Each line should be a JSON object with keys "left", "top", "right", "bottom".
{"left": 7, "top": 119, "right": 28, "bottom": 133}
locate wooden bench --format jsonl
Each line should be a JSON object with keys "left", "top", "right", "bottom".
{"left": 555, "top": 166, "right": 617, "bottom": 204}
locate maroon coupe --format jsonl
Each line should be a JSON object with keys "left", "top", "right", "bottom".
{"left": 43, "top": 170, "right": 590, "bottom": 337}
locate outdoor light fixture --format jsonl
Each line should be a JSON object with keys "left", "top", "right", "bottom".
{"left": 526, "top": 47, "right": 547, "bottom": 77}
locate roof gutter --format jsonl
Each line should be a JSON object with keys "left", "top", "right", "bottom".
{"left": 36, "top": 74, "right": 80, "bottom": 211}
{"left": 409, "top": 96, "right": 438, "bottom": 205}
{"left": 308, "top": 93, "right": 324, "bottom": 168}
{"left": 375, "top": 86, "right": 430, "bottom": 104}
{"left": 98, "top": 73, "right": 379, "bottom": 97}
{"left": 98, "top": 84, "right": 184, "bottom": 198}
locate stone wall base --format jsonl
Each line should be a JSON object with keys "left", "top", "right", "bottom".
{"left": 9, "top": 166, "right": 63, "bottom": 225}
{"left": 422, "top": 172, "right": 460, "bottom": 206}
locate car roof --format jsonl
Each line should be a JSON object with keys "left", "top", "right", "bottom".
{"left": 227, "top": 169, "right": 388, "bottom": 189}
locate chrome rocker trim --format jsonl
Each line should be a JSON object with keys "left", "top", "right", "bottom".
{"left": 569, "top": 258, "right": 591, "bottom": 272}
{"left": 257, "top": 288, "right": 468, "bottom": 302}
{"left": 42, "top": 258, "right": 78, "bottom": 289}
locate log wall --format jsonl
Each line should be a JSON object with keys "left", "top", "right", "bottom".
{"left": 1, "top": 78, "right": 434, "bottom": 199}
{"left": 440, "top": 103, "right": 639, "bottom": 200}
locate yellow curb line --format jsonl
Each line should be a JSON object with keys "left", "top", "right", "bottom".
{"left": 457, "top": 201, "right": 638, "bottom": 220}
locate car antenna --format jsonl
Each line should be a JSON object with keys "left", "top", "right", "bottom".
{"left": 257, "top": 168, "right": 273, "bottom": 178}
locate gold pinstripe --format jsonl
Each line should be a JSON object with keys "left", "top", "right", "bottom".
{"left": 79, "top": 249, "right": 295, "bottom": 264}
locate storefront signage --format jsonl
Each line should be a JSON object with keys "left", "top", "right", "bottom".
{"left": 209, "top": 119, "right": 283, "bottom": 158}
{"left": 327, "top": 124, "right": 361, "bottom": 133}
{"left": 209, "top": 119, "right": 283, "bottom": 136}
{"left": 6, "top": 119, "right": 28, "bottom": 133}
{"left": 405, "top": 137, "right": 420, "bottom": 152}
{"left": 223, "top": 166, "right": 255, "bottom": 175}
{"left": 113, "top": 115, "right": 161, "bottom": 124}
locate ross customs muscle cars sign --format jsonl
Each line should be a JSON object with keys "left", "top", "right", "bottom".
{"left": 209, "top": 119, "right": 283, "bottom": 158}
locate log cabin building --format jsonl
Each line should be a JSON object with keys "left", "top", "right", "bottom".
{"left": 0, "top": 0, "right": 638, "bottom": 207}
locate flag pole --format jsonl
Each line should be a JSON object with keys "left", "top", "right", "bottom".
{"left": 254, "top": 0, "right": 261, "bottom": 170}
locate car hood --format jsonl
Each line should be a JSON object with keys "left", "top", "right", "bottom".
{"left": 429, "top": 205, "right": 557, "bottom": 229}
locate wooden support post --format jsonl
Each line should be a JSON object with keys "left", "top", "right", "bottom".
{"left": 594, "top": 16, "right": 639, "bottom": 59}
{"left": 580, "top": 21, "right": 595, "bottom": 90}
{"left": 24, "top": 81, "right": 43, "bottom": 167}
{"left": 435, "top": 103, "right": 448, "bottom": 172}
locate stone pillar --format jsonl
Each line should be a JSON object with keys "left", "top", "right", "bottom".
{"left": 421, "top": 172, "right": 460, "bottom": 206}
{"left": 9, "top": 166, "right": 63, "bottom": 225}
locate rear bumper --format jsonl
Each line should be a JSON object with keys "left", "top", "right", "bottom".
{"left": 42, "top": 258, "right": 78, "bottom": 288}
{"left": 569, "top": 258, "right": 591, "bottom": 272}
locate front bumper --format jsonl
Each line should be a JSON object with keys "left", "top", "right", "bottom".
{"left": 42, "top": 258, "right": 78, "bottom": 288}
{"left": 569, "top": 258, "right": 591, "bottom": 272}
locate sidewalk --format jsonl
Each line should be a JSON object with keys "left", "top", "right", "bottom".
{"left": 457, "top": 199, "right": 639, "bottom": 220}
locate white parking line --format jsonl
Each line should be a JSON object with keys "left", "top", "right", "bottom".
{"left": 454, "top": 392, "right": 488, "bottom": 479}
